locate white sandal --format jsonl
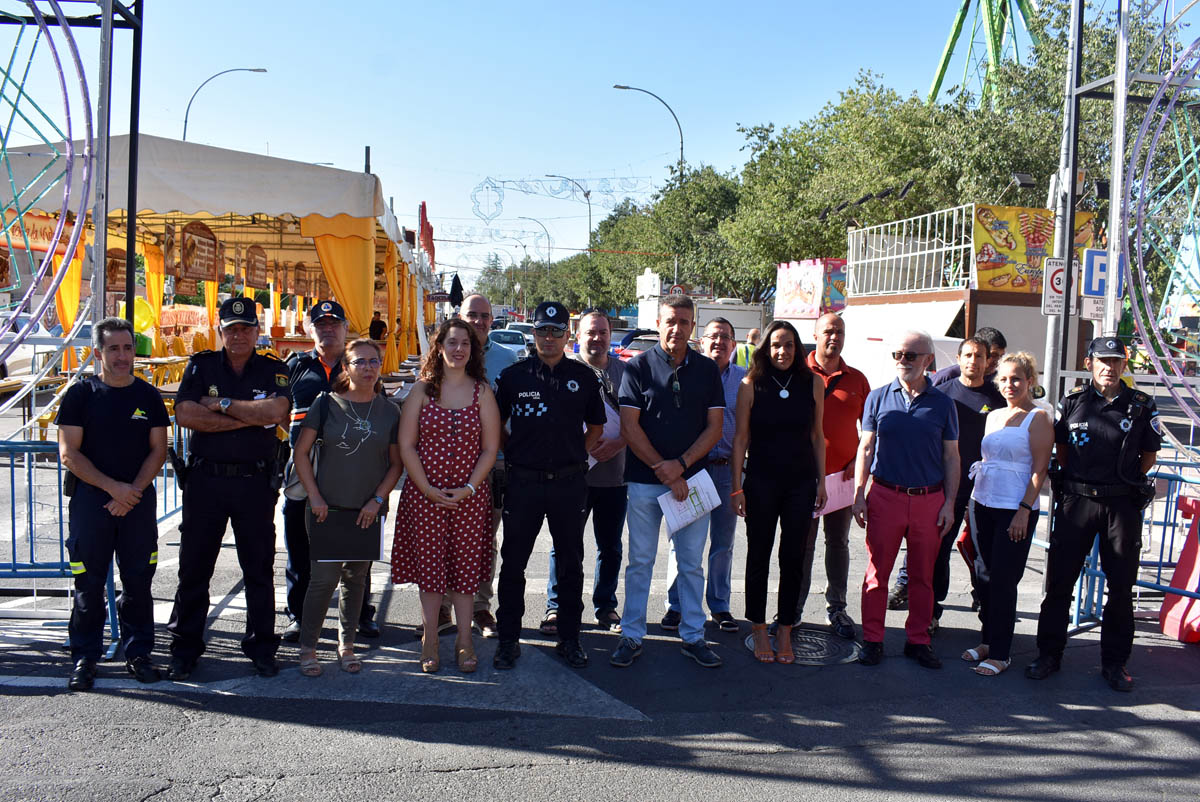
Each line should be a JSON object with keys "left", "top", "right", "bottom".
{"left": 961, "top": 646, "right": 989, "bottom": 662}
{"left": 974, "top": 658, "right": 1010, "bottom": 676}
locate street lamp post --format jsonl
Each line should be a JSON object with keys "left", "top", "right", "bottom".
{"left": 182, "top": 67, "right": 268, "bottom": 141}
{"left": 518, "top": 216, "right": 553, "bottom": 274}
{"left": 613, "top": 84, "right": 684, "bottom": 182}
{"left": 545, "top": 174, "right": 592, "bottom": 260}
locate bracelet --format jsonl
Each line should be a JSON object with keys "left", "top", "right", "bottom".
{"left": 677, "top": 456, "right": 688, "bottom": 470}
{"left": 465, "top": 482, "right": 476, "bottom": 495}
{"left": 1019, "top": 501, "right": 1034, "bottom": 512}
{"left": 730, "top": 489, "right": 744, "bottom": 497}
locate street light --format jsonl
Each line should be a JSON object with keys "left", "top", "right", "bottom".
{"left": 544, "top": 174, "right": 592, "bottom": 259}
{"left": 613, "top": 84, "right": 685, "bottom": 181}
{"left": 518, "top": 216, "right": 553, "bottom": 274}
{"left": 182, "top": 67, "right": 268, "bottom": 141}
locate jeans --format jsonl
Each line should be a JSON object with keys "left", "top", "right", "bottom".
{"left": 743, "top": 473, "right": 817, "bottom": 625}
{"left": 666, "top": 465, "right": 735, "bottom": 615}
{"left": 968, "top": 501, "right": 1035, "bottom": 662}
{"left": 621, "top": 481, "right": 710, "bottom": 645}
{"left": 861, "top": 484, "right": 944, "bottom": 646}
{"left": 797, "top": 505, "right": 854, "bottom": 621}
{"left": 547, "top": 484, "right": 627, "bottom": 616}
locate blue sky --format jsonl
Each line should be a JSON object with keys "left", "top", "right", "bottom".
{"left": 5, "top": 1, "right": 1037, "bottom": 286}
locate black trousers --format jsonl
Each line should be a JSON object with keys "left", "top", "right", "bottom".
{"left": 931, "top": 488, "right": 972, "bottom": 619}
{"left": 66, "top": 483, "right": 158, "bottom": 662}
{"left": 167, "top": 470, "right": 281, "bottom": 662}
{"left": 282, "top": 496, "right": 374, "bottom": 626}
{"left": 744, "top": 473, "right": 816, "bottom": 625}
{"left": 497, "top": 470, "right": 587, "bottom": 642}
{"left": 1036, "top": 493, "right": 1142, "bottom": 668}
{"left": 968, "top": 501, "right": 1035, "bottom": 662}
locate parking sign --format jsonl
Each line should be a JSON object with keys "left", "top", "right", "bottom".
{"left": 1082, "top": 249, "right": 1125, "bottom": 298}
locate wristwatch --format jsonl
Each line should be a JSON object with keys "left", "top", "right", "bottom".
{"left": 372, "top": 495, "right": 385, "bottom": 505}
{"left": 219, "top": 398, "right": 232, "bottom": 414}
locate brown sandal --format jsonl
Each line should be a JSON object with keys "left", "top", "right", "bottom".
{"left": 299, "top": 650, "right": 322, "bottom": 678}
{"left": 420, "top": 635, "right": 440, "bottom": 674}
{"left": 751, "top": 623, "right": 775, "bottom": 663}
{"left": 338, "top": 649, "right": 362, "bottom": 674}
{"left": 775, "top": 624, "right": 795, "bottom": 664}
{"left": 456, "top": 639, "right": 477, "bottom": 673}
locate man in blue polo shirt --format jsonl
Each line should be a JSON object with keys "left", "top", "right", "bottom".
{"left": 612, "top": 295, "right": 726, "bottom": 668}
{"left": 852, "top": 330, "right": 959, "bottom": 669}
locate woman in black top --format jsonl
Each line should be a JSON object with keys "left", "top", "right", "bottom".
{"left": 731, "top": 320, "right": 826, "bottom": 664}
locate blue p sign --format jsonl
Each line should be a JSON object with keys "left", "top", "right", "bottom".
{"left": 1082, "top": 249, "right": 1125, "bottom": 298}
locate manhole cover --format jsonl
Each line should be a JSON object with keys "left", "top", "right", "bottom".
{"left": 743, "top": 624, "right": 861, "bottom": 665}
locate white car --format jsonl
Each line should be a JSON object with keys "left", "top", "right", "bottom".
{"left": 488, "top": 329, "right": 528, "bottom": 358}
{"left": 506, "top": 321, "right": 536, "bottom": 350}
{"left": 0, "top": 311, "right": 56, "bottom": 376}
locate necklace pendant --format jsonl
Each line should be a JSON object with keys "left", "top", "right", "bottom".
{"left": 778, "top": 388, "right": 790, "bottom": 399}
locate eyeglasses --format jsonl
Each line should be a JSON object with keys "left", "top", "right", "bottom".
{"left": 533, "top": 326, "right": 566, "bottom": 338}
{"left": 349, "top": 357, "right": 382, "bottom": 368}
{"left": 891, "top": 351, "right": 928, "bottom": 363}
{"left": 703, "top": 333, "right": 734, "bottom": 342}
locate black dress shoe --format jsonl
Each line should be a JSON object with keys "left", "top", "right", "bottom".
{"left": 903, "top": 641, "right": 943, "bottom": 669}
{"left": 1024, "top": 653, "right": 1062, "bottom": 680}
{"left": 1101, "top": 664, "right": 1134, "bottom": 692}
{"left": 125, "top": 656, "right": 162, "bottom": 684}
{"left": 251, "top": 656, "right": 279, "bottom": 678}
{"left": 493, "top": 640, "right": 521, "bottom": 670}
{"left": 68, "top": 658, "right": 97, "bottom": 691}
{"left": 165, "top": 656, "right": 196, "bottom": 681}
{"left": 555, "top": 639, "right": 588, "bottom": 669}
{"left": 859, "top": 641, "right": 884, "bottom": 666}
{"left": 357, "top": 619, "right": 381, "bottom": 639}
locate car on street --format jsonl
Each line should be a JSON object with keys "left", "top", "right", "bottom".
{"left": 506, "top": 321, "right": 535, "bottom": 350}
{"left": 615, "top": 335, "right": 659, "bottom": 361}
{"left": 488, "top": 328, "right": 528, "bottom": 358}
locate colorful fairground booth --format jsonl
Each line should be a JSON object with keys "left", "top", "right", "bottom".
{"left": 7, "top": 133, "right": 437, "bottom": 374}
{"left": 785, "top": 203, "right": 1099, "bottom": 388}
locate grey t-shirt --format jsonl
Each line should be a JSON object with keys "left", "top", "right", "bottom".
{"left": 302, "top": 392, "right": 400, "bottom": 509}
{"left": 582, "top": 354, "right": 627, "bottom": 488}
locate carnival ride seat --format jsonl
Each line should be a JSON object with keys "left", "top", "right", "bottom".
{"left": 169, "top": 337, "right": 187, "bottom": 357}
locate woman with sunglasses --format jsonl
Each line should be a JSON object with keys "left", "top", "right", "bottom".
{"left": 730, "top": 321, "right": 827, "bottom": 663}
{"left": 294, "top": 339, "right": 402, "bottom": 677}
{"left": 962, "top": 352, "right": 1052, "bottom": 676}
{"left": 393, "top": 319, "right": 500, "bottom": 673}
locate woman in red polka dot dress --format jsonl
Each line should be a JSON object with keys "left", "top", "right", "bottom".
{"left": 394, "top": 319, "right": 500, "bottom": 674}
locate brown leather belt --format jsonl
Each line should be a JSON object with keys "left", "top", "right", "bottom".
{"left": 872, "top": 476, "right": 943, "bottom": 496}
{"left": 708, "top": 457, "right": 730, "bottom": 466}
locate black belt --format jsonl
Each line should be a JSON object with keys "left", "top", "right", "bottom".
{"left": 194, "top": 459, "right": 268, "bottom": 478}
{"left": 872, "top": 476, "right": 943, "bottom": 496}
{"left": 708, "top": 457, "right": 730, "bottom": 467}
{"left": 508, "top": 463, "right": 586, "bottom": 482}
{"left": 1064, "top": 481, "right": 1135, "bottom": 498}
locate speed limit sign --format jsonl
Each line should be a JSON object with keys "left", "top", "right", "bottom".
{"left": 1040, "top": 258, "right": 1078, "bottom": 315}
{"left": 669, "top": 284, "right": 686, "bottom": 295}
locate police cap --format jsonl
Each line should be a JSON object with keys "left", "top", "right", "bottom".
{"left": 219, "top": 297, "right": 258, "bottom": 328}
{"left": 1086, "top": 337, "right": 1128, "bottom": 359}
{"left": 308, "top": 300, "right": 346, "bottom": 324}
{"left": 532, "top": 300, "right": 568, "bottom": 330}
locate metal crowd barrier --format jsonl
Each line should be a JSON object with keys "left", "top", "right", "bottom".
{"left": 0, "top": 418, "right": 188, "bottom": 657}
{"left": 1070, "top": 458, "right": 1200, "bottom": 628}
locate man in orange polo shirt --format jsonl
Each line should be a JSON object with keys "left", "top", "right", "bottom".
{"left": 796, "top": 313, "right": 870, "bottom": 638}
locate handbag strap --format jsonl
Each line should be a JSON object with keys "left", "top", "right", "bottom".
{"left": 314, "top": 392, "right": 331, "bottom": 443}
{"left": 824, "top": 373, "right": 845, "bottom": 399}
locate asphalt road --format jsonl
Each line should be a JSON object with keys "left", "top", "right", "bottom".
{"left": 2, "top": 488, "right": 1199, "bottom": 801}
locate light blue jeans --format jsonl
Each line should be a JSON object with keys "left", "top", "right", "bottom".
{"left": 621, "top": 481, "right": 711, "bottom": 645}
{"left": 667, "top": 465, "right": 735, "bottom": 615}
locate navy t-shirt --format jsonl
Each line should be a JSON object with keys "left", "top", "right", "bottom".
{"left": 932, "top": 373, "right": 1005, "bottom": 486}
{"left": 618, "top": 344, "right": 725, "bottom": 484}
{"left": 56, "top": 376, "right": 170, "bottom": 484}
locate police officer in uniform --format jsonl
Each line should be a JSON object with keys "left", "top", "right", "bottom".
{"left": 166, "top": 298, "right": 291, "bottom": 680}
{"left": 281, "top": 300, "right": 378, "bottom": 642}
{"left": 492, "top": 301, "right": 606, "bottom": 670}
{"left": 1026, "top": 337, "right": 1161, "bottom": 691}
{"left": 57, "top": 317, "right": 170, "bottom": 690}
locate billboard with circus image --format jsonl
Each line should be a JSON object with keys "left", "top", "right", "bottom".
{"left": 972, "top": 204, "right": 1094, "bottom": 294}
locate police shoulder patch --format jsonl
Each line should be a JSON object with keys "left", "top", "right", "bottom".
{"left": 1131, "top": 390, "right": 1150, "bottom": 404}
{"left": 276, "top": 374, "right": 288, "bottom": 387}
{"left": 1067, "top": 384, "right": 1087, "bottom": 395}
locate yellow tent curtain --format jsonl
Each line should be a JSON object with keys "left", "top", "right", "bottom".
{"left": 383, "top": 242, "right": 399, "bottom": 374}
{"left": 204, "top": 279, "right": 218, "bottom": 350}
{"left": 407, "top": 273, "right": 418, "bottom": 356}
{"left": 397, "top": 260, "right": 408, "bottom": 357}
{"left": 52, "top": 248, "right": 82, "bottom": 371}
{"left": 144, "top": 243, "right": 167, "bottom": 357}
{"left": 300, "top": 214, "right": 374, "bottom": 337}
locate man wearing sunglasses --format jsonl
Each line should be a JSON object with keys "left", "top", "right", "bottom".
{"left": 613, "top": 295, "right": 726, "bottom": 669}
{"left": 852, "top": 330, "right": 960, "bottom": 670}
{"left": 493, "top": 301, "right": 607, "bottom": 670}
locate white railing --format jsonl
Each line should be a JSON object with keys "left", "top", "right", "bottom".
{"left": 847, "top": 204, "right": 975, "bottom": 296}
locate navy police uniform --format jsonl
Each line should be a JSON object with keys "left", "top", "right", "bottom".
{"left": 57, "top": 375, "right": 169, "bottom": 668}
{"left": 166, "top": 299, "right": 292, "bottom": 669}
{"left": 1035, "top": 338, "right": 1161, "bottom": 677}
{"left": 494, "top": 302, "right": 607, "bottom": 657}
